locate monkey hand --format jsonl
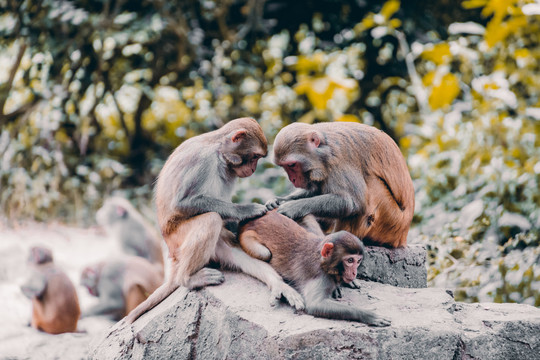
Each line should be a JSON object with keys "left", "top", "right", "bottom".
{"left": 269, "top": 283, "right": 305, "bottom": 311}
{"left": 332, "top": 287, "right": 343, "bottom": 299}
{"left": 343, "top": 279, "right": 362, "bottom": 289}
{"left": 265, "top": 197, "right": 285, "bottom": 210}
{"left": 236, "top": 203, "right": 268, "bottom": 221}
{"left": 275, "top": 200, "right": 307, "bottom": 219}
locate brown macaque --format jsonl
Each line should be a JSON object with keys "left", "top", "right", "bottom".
{"left": 20, "top": 246, "right": 81, "bottom": 334}
{"left": 96, "top": 196, "right": 164, "bottom": 274}
{"left": 267, "top": 122, "right": 415, "bottom": 248}
{"left": 125, "top": 118, "right": 304, "bottom": 323}
{"left": 239, "top": 211, "right": 390, "bottom": 326}
{"left": 80, "top": 255, "right": 163, "bottom": 321}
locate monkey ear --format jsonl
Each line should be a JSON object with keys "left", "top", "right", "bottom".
{"left": 309, "top": 131, "right": 322, "bottom": 148}
{"left": 231, "top": 129, "right": 247, "bottom": 143}
{"left": 321, "top": 242, "right": 334, "bottom": 258}
{"left": 222, "top": 153, "right": 243, "bottom": 166}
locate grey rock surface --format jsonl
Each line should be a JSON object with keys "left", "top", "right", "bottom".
{"left": 91, "top": 272, "right": 540, "bottom": 360}
{"left": 359, "top": 244, "right": 427, "bottom": 288}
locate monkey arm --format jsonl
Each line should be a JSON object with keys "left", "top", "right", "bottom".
{"left": 305, "top": 297, "right": 389, "bottom": 326}
{"left": 276, "top": 194, "right": 357, "bottom": 220}
{"left": 342, "top": 279, "right": 362, "bottom": 289}
{"left": 177, "top": 195, "right": 266, "bottom": 221}
{"left": 302, "top": 278, "right": 389, "bottom": 326}
{"left": 20, "top": 273, "right": 47, "bottom": 299}
{"left": 265, "top": 189, "right": 313, "bottom": 210}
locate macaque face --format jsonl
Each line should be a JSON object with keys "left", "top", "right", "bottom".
{"left": 233, "top": 152, "right": 264, "bottom": 178}
{"left": 28, "top": 246, "right": 53, "bottom": 265}
{"left": 279, "top": 157, "right": 308, "bottom": 189}
{"left": 341, "top": 254, "right": 363, "bottom": 283}
{"left": 81, "top": 267, "right": 99, "bottom": 297}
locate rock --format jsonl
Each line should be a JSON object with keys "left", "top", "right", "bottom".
{"left": 359, "top": 244, "right": 427, "bottom": 288}
{"left": 90, "top": 272, "right": 540, "bottom": 360}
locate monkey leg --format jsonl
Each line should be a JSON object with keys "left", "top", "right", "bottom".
{"left": 31, "top": 301, "right": 44, "bottom": 330}
{"left": 238, "top": 230, "right": 272, "bottom": 261}
{"left": 297, "top": 215, "right": 325, "bottom": 237}
{"left": 125, "top": 285, "right": 149, "bottom": 314}
{"left": 214, "top": 240, "right": 305, "bottom": 310}
{"left": 125, "top": 213, "right": 226, "bottom": 324}
{"left": 170, "top": 212, "right": 226, "bottom": 289}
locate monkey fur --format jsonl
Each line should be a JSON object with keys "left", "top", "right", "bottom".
{"left": 21, "top": 246, "right": 81, "bottom": 334}
{"left": 268, "top": 122, "right": 415, "bottom": 248}
{"left": 239, "top": 211, "right": 390, "bottom": 326}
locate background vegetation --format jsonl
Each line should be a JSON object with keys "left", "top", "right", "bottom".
{"left": 1, "top": 0, "right": 538, "bottom": 306}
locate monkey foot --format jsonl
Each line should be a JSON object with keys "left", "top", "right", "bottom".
{"left": 367, "top": 314, "right": 391, "bottom": 327}
{"left": 269, "top": 283, "right": 305, "bottom": 311}
{"left": 188, "top": 268, "right": 225, "bottom": 289}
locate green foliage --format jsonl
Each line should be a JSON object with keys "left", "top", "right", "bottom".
{"left": 0, "top": 0, "right": 538, "bottom": 305}
{"left": 405, "top": 0, "right": 540, "bottom": 306}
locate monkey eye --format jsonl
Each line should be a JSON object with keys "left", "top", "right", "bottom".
{"left": 347, "top": 258, "right": 354, "bottom": 263}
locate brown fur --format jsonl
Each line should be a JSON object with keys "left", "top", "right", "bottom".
{"left": 81, "top": 256, "right": 163, "bottom": 320}
{"left": 273, "top": 122, "right": 414, "bottom": 248}
{"left": 239, "top": 211, "right": 389, "bottom": 326}
{"left": 126, "top": 118, "right": 305, "bottom": 323}
{"left": 240, "top": 211, "right": 363, "bottom": 285}
{"left": 22, "top": 246, "right": 80, "bottom": 334}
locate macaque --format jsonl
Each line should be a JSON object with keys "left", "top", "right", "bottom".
{"left": 96, "top": 196, "right": 164, "bottom": 274}
{"left": 239, "top": 210, "right": 390, "bottom": 326}
{"left": 20, "top": 246, "right": 81, "bottom": 334}
{"left": 125, "top": 117, "right": 304, "bottom": 323}
{"left": 80, "top": 255, "right": 163, "bottom": 321}
{"left": 267, "top": 122, "right": 415, "bottom": 248}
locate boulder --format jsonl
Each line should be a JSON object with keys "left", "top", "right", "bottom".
{"left": 90, "top": 272, "right": 540, "bottom": 360}
{"left": 359, "top": 244, "right": 427, "bottom": 288}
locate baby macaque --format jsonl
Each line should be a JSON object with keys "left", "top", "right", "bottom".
{"left": 239, "top": 211, "right": 390, "bottom": 326}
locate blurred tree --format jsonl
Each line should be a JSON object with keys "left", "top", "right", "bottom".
{"left": 0, "top": 0, "right": 538, "bottom": 305}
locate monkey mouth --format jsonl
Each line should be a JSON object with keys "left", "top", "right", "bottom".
{"left": 289, "top": 176, "right": 307, "bottom": 189}
{"left": 236, "top": 168, "right": 254, "bottom": 178}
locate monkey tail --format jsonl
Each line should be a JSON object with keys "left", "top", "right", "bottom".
{"left": 124, "top": 281, "right": 178, "bottom": 324}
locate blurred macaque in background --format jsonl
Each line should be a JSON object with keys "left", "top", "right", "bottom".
{"left": 21, "top": 246, "right": 81, "bottom": 334}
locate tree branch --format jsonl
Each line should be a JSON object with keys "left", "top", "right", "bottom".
{"left": 0, "top": 41, "right": 27, "bottom": 117}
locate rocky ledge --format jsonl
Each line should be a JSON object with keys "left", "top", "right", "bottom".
{"left": 359, "top": 244, "right": 427, "bottom": 288}
{"left": 91, "top": 271, "right": 540, "bottom": 360}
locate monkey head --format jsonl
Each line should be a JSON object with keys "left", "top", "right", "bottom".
{"left": 96, "top": 197, "right": 130, "bottom": 227}
{"left": 81, "top": 264, "right": 102, "bottom": 297}
{"left": 273, "top": 123, "right": 326, "bottom": 190}
{"left": 320, "top": 231, "right": 364, "bottom": 283}
{"left": 28, "top": 246, "right": 54, "bottom": 265}
{"left": 220, "top": 118, "right": 268, "bottom": 178}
